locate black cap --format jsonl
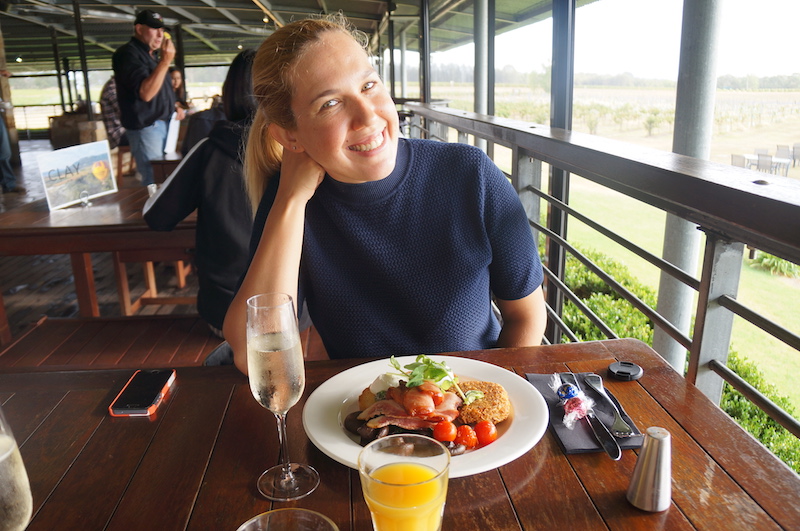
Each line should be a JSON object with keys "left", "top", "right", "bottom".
{"left": 134, "top": 10, "right": 165, "bottom": 29}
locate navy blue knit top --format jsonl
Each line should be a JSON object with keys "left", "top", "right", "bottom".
{"left": 250, "top": 138, "right": 543, "bottom": 359}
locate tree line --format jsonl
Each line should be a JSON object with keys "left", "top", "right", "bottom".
{"left": 427, "top": 63, "right": 800, "bottom": 91}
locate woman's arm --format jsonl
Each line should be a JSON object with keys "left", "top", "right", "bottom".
{"left": 222, "top": 149, "right": 324, "bottom": 374}
{"left": 494, "top": 286, "right": 547, "bottom": 348}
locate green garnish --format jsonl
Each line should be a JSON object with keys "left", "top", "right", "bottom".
{"left": 389, "top": 355, "right": 484, "bottom": 405}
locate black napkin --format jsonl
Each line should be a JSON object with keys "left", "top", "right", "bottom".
{"left": 526, "top": 372, "right": 643, "bottom": 454}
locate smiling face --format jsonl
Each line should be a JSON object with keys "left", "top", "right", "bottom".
{"left": 283, "top": 30, "right": 399, "bottom": 184}
{"left": 135, "top": 24, "right": 164, "bottom": 53}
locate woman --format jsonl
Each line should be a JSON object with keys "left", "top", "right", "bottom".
{"left": 223, "top": 17, "right": 546, "bottom": 373}
{"left": 169, "top": 67, "right": 191, "bottom": 111}
{"left": 144, "top": 50, "right": 256, "bottom": 335}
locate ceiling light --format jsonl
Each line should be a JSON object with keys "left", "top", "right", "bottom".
{"left": 15, "top": 56, "right": 22, "bottom": 63}
{"left": 262, "top": 15, "right": 269, "bottom": 23}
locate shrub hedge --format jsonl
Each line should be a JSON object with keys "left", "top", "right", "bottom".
{"left": 561, "top": 246, "right": 800, "bottom": 473}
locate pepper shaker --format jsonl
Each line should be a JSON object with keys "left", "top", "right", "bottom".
{"left": 626, "top": 426, "right": 671, "bottom": 512}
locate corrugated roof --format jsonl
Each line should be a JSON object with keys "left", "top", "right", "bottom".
{"left": 0, "top": 0, "right": 599, "bottom": 72}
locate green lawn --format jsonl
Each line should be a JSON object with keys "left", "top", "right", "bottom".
{"left": 566, "top": 178, "right": 800, "bottom": 412}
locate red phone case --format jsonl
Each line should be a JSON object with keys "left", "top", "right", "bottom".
{"left": 108, "top": 369, "right": 176, "bottom": 417}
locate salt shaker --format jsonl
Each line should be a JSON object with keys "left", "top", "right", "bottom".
{"left": 626, "top": 426, "right": 671, "bottom": 512}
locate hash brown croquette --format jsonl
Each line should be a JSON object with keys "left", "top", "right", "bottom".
{"left": 458, "top": 380, "right": 511, "bottom": 424}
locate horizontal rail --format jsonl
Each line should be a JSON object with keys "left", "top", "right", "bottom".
{"left": 532, "top": 218, "right": 692, "bottom": 350}
{"left": 406, "top": 102, "right": 800, "bottom": 264}
{"left": 526, "top": 185, "right": 700, "bottom": 291}
{"left": 541, "top": 263, "right": 619, "bottom": 340}
{"left": 709, "top": 359, "right": 800, "bottom": 439}
{"left": 717, "top": 295, "right": 800, "bottom": 351}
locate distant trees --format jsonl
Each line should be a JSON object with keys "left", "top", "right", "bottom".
{"left": 429, "top": 63, "right": 800, "bottom": 91}
{"left": 718, "top": 73, "right": 800, "bottom": 90}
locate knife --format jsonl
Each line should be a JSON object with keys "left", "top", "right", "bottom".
{"left": 560, "top": 372, "right": 622, "bottom": 461}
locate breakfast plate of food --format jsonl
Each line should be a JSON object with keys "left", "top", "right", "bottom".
{"left": 302, "top": 354, "right": 549, "bottom": 478}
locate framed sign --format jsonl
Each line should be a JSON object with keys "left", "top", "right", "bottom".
{"left": 37, "top": 140, "right": 118, "bottom": 210}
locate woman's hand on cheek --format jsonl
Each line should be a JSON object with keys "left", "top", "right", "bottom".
{"left": 278, "top": 149, "right": 326, "bottom": 202}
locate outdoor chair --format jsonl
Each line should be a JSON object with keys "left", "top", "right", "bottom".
{"left": 776, "top": 145, "right": 792, "bottom": 159}
{"left": 793, "top": 143, "right": 800, "bottom": 167}
{"left": 757, "top": 153, "right": 775, "bottom": 174}
{"left": 775, "top": 145, "right": 792, "bottom": 175}
{"left": 115, "top": 145, "right": 136, "bottom": 188}
{"left": 731, "top": 154, "right": 747, "bottom": 168}
{"left": 755, "top": 147, "right": 770, "bottom": 155}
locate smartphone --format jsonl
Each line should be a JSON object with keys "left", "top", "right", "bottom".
{"left": 108, "top": 369, "right": 176, "bottom": 417}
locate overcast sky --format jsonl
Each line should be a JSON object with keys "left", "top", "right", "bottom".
{"left": 433, "top": 0, "right": 799, "bottom": 79}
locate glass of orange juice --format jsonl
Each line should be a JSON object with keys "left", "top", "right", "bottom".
{"left": 358, "top": 434, "right": 450, "bottom": 531}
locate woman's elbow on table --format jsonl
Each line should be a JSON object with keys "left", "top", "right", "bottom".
{"left": 223, "top": 298, "right": 249, "bottom": 375}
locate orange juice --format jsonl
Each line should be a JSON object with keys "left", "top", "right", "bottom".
{"left": 362, "top": 462, "right": 447, "bottom": 531}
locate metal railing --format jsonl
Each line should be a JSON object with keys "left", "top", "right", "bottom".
{"left": 10, "top": 105, "right": 64, "bottom": 140}
{"left": 405, "top": 102, "right": 800, "bottom": 440}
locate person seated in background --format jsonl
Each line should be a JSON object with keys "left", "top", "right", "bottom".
{"left": 169, "top": 67, "right": 192, "bottom": 113}
{"left": 144, "top": 50, "right": 256, "bottom": 336}
{"left": 180, "top": 96, "right": 226, "bottom": 156}
{"left": 99, "top": 76, "right": 129, "bottom": 150}
{"left": 222, "top": 17, "right": 546, "bottom": 375}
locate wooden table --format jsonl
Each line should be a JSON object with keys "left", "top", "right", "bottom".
{"left": 2, "top": 338, "right": 798, "bottom": 530}
{"left": 0, "top": 187, "right": 196, "bottom": 344}
{"left": 0, "top": 316, "right": 221, "bottom": 370}
{"left": 151, "top": 152, "right": 183, "bottom": 184}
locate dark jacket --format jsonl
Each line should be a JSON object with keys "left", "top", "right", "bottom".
{"left": 143, "top": 120, "right": 252, "bottom": 330}
{"left": 112, "top": 37, "right": 176, "bottom": 130}
{"left": 181, "top": 106, "right": 226, "bottom": 156}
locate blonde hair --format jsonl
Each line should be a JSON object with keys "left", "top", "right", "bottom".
{"left": 244, "top": 15, "right": 368, "bottom": 212}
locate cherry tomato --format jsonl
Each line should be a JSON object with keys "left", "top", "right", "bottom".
{"left": 433, "top": 420, "right": 457, "bottom": 442}
{"left": 474, "top": 420, "right": 498, "bottom": 447}
{"left": 454, "top": 425, "right": 478, "bottom": 449}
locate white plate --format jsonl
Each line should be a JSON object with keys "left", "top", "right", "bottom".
{"left": 302, "top": 355, "right": 548, "bottom": 478}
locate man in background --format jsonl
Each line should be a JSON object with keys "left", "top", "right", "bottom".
{"left": 112, "top": 10, "right": 182, "bottom": 186}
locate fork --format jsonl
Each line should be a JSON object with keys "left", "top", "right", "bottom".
{"left": 583, "top": 373, "right": 635, "bottom": 438}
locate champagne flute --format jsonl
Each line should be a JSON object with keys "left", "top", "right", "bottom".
{"left": 246, "top": 292, "right": 319, "bottom": 501}
{"left": 0, "top": 405, "right": 33, "bottom": 531}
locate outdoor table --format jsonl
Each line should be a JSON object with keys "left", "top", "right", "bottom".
{"left": 742, "top": 153, "right": 792, "bottom": 175}
{"left": 2, "top": 338, "right": 797, "bottom": 530}
{"left": 0, "top": 187, "right": 196, "bottom": 344}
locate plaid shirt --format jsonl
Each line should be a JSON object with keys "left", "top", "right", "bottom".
{"left": 100, "top": 77, "right": 126, "bottom": 148}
